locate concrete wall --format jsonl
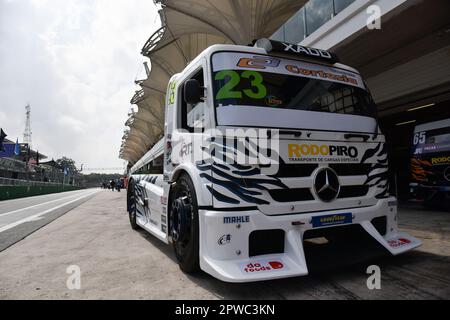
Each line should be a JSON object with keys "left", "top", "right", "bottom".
{"left": 0, "top": 185, "right": 83, "bottom": 201}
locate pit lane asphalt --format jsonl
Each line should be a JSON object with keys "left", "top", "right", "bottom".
{"left": 0, "top": 190, "right": 448, "bottom": 299}
{"left": 0, "top": 189, "right": 99, "bottom": 252}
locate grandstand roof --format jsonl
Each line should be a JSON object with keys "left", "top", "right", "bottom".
{"left": 120, "top": 0, "right": 307, "bottom": 164}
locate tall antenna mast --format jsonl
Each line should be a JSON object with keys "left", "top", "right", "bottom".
{"left": 24, "top": 104, "right": 32, "bottom": 148}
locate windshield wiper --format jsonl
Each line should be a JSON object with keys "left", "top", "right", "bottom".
{"left": 344, "top": 133, "right": 370, "bottom": 142}
{"left": 279, "top": 130, "right": 302, "bottom": 137}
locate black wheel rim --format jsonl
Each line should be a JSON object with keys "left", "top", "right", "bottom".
{"left": 171, "top": 183, "right": 193, "bottom": 248}
{"left": 129, "top": 183, "right": 137, "bottom": 222}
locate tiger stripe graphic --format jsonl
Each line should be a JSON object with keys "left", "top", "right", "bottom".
{"left": 197, "top": 137, "right": 286, "bottom": 205}
{"left": 197, "top": 136, "right": 391, "bottom": 207}
{"left": 361, "top": 142, "right": 390, "bottom": 199}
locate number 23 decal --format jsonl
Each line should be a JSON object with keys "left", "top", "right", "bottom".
{"left": 215, "top": 70, "right": 267, "bottom": 100}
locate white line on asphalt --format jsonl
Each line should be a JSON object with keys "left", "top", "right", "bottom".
{"left": 0, "top": 189, "right": 93, "bottom": 208}
{"left": 0, "top": 190, "right": 100, "bottom": 234}
{"left": 0, "top": 190, "right": 94, "bottom": 217}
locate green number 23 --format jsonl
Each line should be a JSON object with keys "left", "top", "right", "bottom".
{"left": 215, "top": 70, "right": 267, "bottom": 100}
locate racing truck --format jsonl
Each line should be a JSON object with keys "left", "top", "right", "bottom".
{"left": 126, "top": 39, "right": 421, "bottom": 282}
{"left": 410, "top": 118, "right": 450, "bottom": 207}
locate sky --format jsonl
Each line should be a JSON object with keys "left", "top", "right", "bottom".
{"left": 0, "top": 0, "right": 158, "bottom": 173}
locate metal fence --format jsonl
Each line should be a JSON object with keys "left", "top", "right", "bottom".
{"left": 0, "top": 157, "right": 28, "bottom": 173}
{"left": 0, "top": 177, "right": 64, "bottom": 187}
{"left": 0, "top": 157, "right": 70, "bottom": 184}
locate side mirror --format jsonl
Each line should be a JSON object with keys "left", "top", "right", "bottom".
{"left": 184, "top": 79, "right": 203, "bottom": 105}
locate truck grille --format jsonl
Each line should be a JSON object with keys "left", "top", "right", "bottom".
{"left": 329, "top": 163, "right": 372, "bottom": 176}
{"left": 271, "top": 163, "right": 318, "bottom": 178}
{"left": 270, "top": 163, "right": 372, "bottom": 178}
{"left": 338, "top": 186, "right": 369, "bottom": 198}
{"left": 268, "top": 185, "right": 369, "bottom": 202}
{"left": 269, "top": 188, "right": 314, "bottom": 202}
{"left": 266, "top": 163, "right": 372, "bottom": 203}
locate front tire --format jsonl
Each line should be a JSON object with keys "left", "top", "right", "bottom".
{"left": 169, "top": 174, "right": 200, "bottom": 273}
{"left": 128, "top": 180, "right": 139, "bottom": 230}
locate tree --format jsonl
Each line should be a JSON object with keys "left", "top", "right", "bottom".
{"left": 56, "top": 157, "right": 78, "bottom": 174}
{"left": 79, "top": 173, "right": 123, "bottom": 187}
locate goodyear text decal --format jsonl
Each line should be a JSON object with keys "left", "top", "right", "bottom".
{"left": 312, "top": 213, "right": 353, "bottom": 228}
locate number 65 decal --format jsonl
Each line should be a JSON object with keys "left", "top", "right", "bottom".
{"left": 413, "top": 132, "right": 425, "bottom": 145}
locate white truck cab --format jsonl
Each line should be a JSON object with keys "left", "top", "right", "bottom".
{"left": 127, "top": 39, "right": 421, "bottom": 282}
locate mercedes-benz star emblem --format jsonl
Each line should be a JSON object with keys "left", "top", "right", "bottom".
{"left": 444, "top": 167, "right": 450, "bottom": 182}
{"left": 313, "top": 167, "right": 340, "bottom": 202}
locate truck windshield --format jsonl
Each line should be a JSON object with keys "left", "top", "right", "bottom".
{"left": 212, "top": 52, "right": 376, "bottom": 118}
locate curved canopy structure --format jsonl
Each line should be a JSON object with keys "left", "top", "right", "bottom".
{"left": 120, "top": 0, "right": 306, "bottom": 164}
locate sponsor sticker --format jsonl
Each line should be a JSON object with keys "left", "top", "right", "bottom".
{"left": 281, "top": 43, "right": 333, "bottom": 60}
{"left": 241, "top": 260, "right": 287, "bottom": 274}
{"left": 223, "top": 216, "right": 250, "bottom": 224}
{"left": 168, "top": 81, "right": 177, "bottom": 105}
{"left": 265, "top": 95, "right": 283, "bottom": 107}
{"left": 288, "top": 143, "right": 359, "bottom": 163}
{"left": 432, "top": 156, "right": 450, "bottom": 165}
{"left": 312, "top": 212, "right": 353, "bottom": 228}
{"left": 213, "top": 52, "right": 365, "bottom": 89}
{"left": 388, "top": 200, "right": 398, "bottom": 207}
{"left": 237, "top": 56, "right": 281, "bottom": 69}
{"left": 218, "top": 234, "right": 232, "bottom": 245}
{"left": 388, "top": 238, "right": 411, "bottom": 248}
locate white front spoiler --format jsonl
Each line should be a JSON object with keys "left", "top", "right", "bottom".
{"left": 360, "top": 221, "right": 422, "bottom": 255}
{"left": 198, "top": 198, "right": 422, "bottom": 283}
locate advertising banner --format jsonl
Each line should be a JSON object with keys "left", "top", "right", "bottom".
{"left": 0, "top": 143, "right": 16, "bottom": 158}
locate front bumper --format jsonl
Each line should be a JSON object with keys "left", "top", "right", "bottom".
{"left": 198, "top": 197, "right": 421, "bottom": 283}
{"left": 410, "top": 183, "right": 450, "bottom": 196}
